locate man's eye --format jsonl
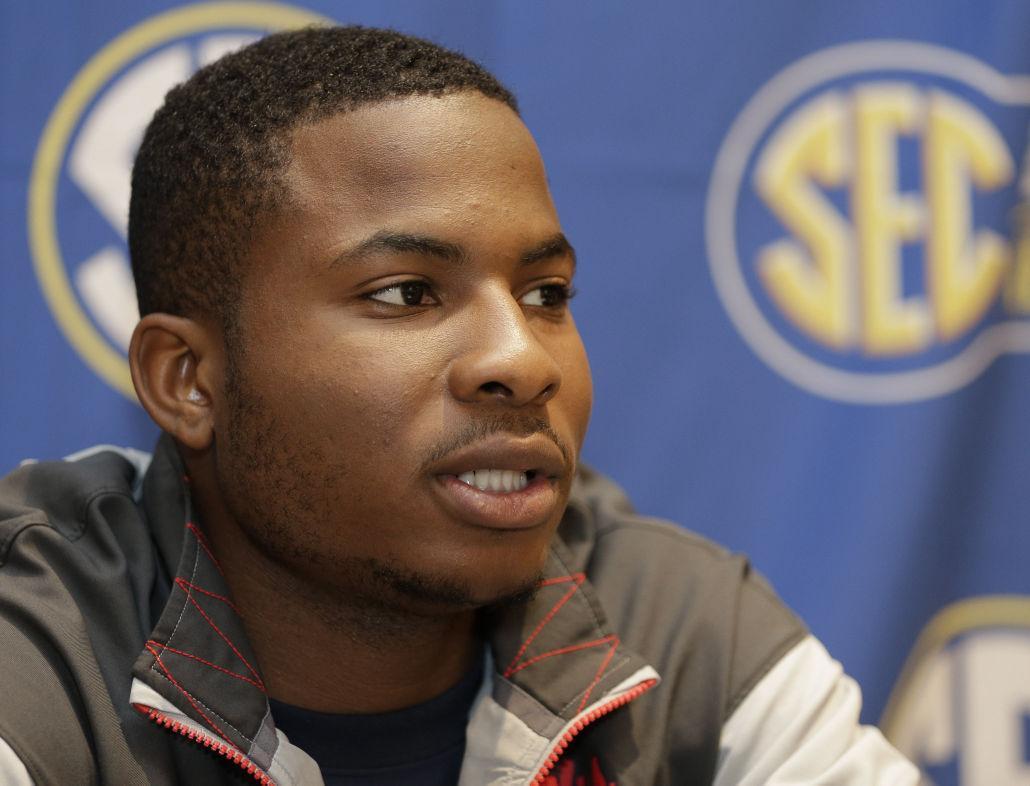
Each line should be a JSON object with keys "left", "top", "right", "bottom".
{"left": 520, "top": 284, "right": 575, "bottom": 308}
{"left": 367, "top": 281, "right": 434, "bottom": 306}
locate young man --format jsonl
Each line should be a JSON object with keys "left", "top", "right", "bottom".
{"left": 0, "top": 25, "right": 917, "bottom": 786}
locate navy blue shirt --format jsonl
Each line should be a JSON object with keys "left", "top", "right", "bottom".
{"left": 268, "top": 657, "right": 484, "bottom": 786}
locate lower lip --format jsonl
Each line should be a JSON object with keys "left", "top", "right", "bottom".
{"left": 433, "top": 474, "right": 559, "bottom": 530}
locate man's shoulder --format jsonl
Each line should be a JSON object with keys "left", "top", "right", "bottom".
{"left": 0, "top": 445, "right": 149, "bottom": 561}
{"left": 564, "top": 463, "right": 794, "bottom": 602}
{"left": 0, "top": 446, "right": 157, "bottom": 785}
{"left": 562, "top": 464, "right": 807, "bottom": 718}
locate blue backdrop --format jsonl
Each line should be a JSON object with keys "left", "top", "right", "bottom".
{"left": 4, "top": 2, "right": 1030, "bottom": 781}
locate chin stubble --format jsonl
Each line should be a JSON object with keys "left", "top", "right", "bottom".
{"left": 218, "top": 344, "right": 545, "bottom": 640}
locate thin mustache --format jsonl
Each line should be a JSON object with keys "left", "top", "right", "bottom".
{"left": 422, "top": 415, "right": 572, "bottom": 472}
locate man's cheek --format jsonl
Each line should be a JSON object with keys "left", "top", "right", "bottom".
{"left": 292, "top": 386, "right": 412, "bottom": 459}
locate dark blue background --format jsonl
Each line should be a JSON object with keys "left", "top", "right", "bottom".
{"left": 4, "top": 5, "right": 1030, "bottom": 775}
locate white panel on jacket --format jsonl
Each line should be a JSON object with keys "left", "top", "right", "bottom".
{"left": 0, "top": 736, "right": 33, "bottom": 786}
{"left": 714, "top": 635, "right": 921, "bottom": 785}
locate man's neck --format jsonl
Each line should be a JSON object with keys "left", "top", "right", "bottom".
{"left": 190, "top": 474, "right": 481, "bottom": 714}
{"left": 228, "top": 551, "right": 480, "bottom": 714}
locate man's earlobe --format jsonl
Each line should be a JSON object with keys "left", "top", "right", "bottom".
{"left": 129, "top": 313, "right": 220, "bottom": 451}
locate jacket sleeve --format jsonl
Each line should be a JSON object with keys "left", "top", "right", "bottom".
{"left": 714, "top": 635, "right": 920, "bottom": 785}
{"left": 0, "top": 613, "right": 97, "bottom": 786}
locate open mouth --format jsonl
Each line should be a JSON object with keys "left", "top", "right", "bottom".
{"left": 427, "top": 434, "right": 567, "bottom": 529}
{"left": 434, "top": 470, "right": 557, "bottom": 530}
{"left": 454, "top": 469, "right": 540, "bottom": 494}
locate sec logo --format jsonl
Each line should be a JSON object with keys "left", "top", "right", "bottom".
{"left": 706, "top": 41, "right": 1030, "bottom": 404}
{"left": 882, "top": 597, "right": 1030, "bottom": 784}
{"left": 27, "top": 2, "right": 326, "bottom": 399}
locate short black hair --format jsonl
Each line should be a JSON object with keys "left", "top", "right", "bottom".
{"left": 128, "top": 25, "right": 517, "bottom": 332}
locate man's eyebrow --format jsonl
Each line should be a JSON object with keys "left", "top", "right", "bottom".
{"left": 332, "top": 232, "right": 467, "bottom": 267}
{"left": 520, "top": 233, "right": 577, "bottom": 270}
{"left": 331, "top": 230, "right": 576, "bottom": 269}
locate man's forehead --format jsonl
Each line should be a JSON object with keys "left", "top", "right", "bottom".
{"left": 244, "top": 90, "right": 561, "bottom": 279}
{"left": 283, "top": 92, "right": 544, "bottom": 200}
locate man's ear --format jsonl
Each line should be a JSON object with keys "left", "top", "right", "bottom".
{"left": 129, "top": 313, "right": 221, "bottom": 451}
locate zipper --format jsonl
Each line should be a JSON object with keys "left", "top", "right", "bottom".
{"left": 135, "top": 704, "right": 275, "bottom": 785}
{"left": 530, "top": 678, "right": 657, "bottom": 785}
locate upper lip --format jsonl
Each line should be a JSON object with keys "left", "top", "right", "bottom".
{"left": 428, "top": 434, "right": 568, "bottom": 480}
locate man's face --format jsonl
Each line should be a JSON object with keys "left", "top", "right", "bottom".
{"left": 214, "top": 92, "right": 592, "bottom": 612}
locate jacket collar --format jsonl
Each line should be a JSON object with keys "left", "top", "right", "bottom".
{"left": 131, "top": 436, "right": 658, "bottom": 783}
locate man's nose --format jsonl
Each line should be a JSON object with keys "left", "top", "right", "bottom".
{"left": 447, "top": 286, "right": 563, "bottom": 407}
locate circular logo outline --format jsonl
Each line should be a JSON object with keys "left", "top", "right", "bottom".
{"left": 705, "top": 40, "right": 1030, "bottom": 405}
{"left": 27, "top": 1, "right": 328, "bottom": 399}
{"left": 880, "top": 594, "right": 1030, "bottom": 750}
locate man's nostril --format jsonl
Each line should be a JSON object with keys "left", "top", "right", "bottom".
{"left": 480, "top": 381, "right": 512, "bottom": 396}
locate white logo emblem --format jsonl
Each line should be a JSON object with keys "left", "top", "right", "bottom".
{"left": 883, "top": 597, "right": 1030, "bottom": 784}
{"left": 28, "top": 3, "right": 326, "bottom": 398}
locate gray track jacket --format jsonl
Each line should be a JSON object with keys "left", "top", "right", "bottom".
{"left": 0, "top": 438, "right": 917, "bottom": 784}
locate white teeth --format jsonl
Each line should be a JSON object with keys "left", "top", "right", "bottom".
{"left": 456, "top": 469, "right": 530, "bottom": 493}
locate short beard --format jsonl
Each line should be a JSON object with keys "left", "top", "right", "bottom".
{"left": 256, "top": 554, "right": 543, "bottom": 652}
{"left": 217, "top": 340, "right": 543, "bottom": 645}
{"left": 365, "top": 557, "right": 542, "bottom": 612}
